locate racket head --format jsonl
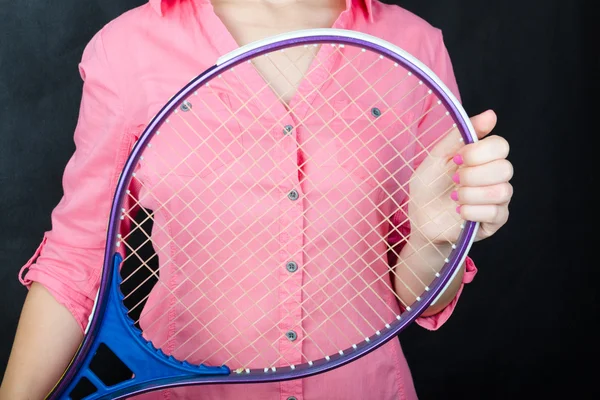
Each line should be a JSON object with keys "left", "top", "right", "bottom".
{"left": 50, "top": 29, "right": 478, "bottom": 399}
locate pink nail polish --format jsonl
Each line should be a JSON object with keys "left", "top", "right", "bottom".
{"left": 450, "top": 190, "right": 459, "bottom": 201}
{"left": 453, "top": 155, "right": 463, "bottom": 165}
{"left": 452, "top": 172, "right": 460, "bottom": 184}
{"left": 456, "top": 206, "right": 462, "bottom": 214}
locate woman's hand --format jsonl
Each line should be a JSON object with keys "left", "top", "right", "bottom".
{"left": 409, "top": 109, "right": 513, "bottom": 246}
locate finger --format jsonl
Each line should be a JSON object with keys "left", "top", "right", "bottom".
{"left": 457, "top": 204, "right": 509, "bottom": 225}
{"left": 453, "top": 159, "right": 513, "bottom": 186}
{"left": 458, "top": 135, "right": 510, "bottom": 167}
{"left": 451, "top": 183, "right": 513, "bottom": 205}
{"left": 470, "top": 109, "right": 497, "bottom": 140}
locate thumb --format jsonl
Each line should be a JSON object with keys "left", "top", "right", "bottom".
{"left": 429, "top": 109, "right": 497, "bottom": 158}
{"left": 470, "top": 109, "right": 497, "bottom": 140}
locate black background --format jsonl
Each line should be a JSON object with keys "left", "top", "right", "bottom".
{"left": 0, "top": 0, "right": 596, "bottom": 398}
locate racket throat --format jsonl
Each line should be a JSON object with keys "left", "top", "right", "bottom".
{"left": 56, "top": 253, "right": 230, "bottom": 400}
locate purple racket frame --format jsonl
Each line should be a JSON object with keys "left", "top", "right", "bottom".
{"left": 48, "top": 29, "right": 478, "bottom": 400}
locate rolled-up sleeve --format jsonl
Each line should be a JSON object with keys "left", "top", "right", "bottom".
{"left": 415, "top": 257, "right": 477, "bottom": 330}
{"left": 18, "top": 29, "right": 131, "bottom": 332}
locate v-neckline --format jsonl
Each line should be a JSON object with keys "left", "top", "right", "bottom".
{"left": 199, "top": 3, "right": 352, "bottom": 120}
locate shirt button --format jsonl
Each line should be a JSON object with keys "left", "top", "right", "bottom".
{"left": 180, "top": 100, "right": 192, "bottom": 112}
{"left": 285, "top": 330, "right": 298, "bottom": 341}
{"left": 283, "top": 124, "right": 294, "bottom": 135}
{"left": 287, "top": 397, "right": 298, "bottom": 400}
{"left": 287, "top": 189, "right": 299, "bottom": 201}
{"left": 286, "top": 261, "right": 298, "bottom": 272}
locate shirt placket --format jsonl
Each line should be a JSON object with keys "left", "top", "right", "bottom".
{"left": 277, "top": 113, "right": 305, "bottom": 400}
{"left": 231, "top": 65, "right": 307, "bottom": 389}
{"left": 276, "top": 40, "right": 344, "bottom": 400}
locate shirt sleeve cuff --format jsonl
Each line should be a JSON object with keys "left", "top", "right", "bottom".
{"left": 20, "top": 267, "right": 94, "bottom": 333}
{"left": 414, "top": 256, "right": 477, "bottom": 331}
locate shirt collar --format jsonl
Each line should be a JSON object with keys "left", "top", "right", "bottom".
{"left": 149, "top": 0, "right": 374, "bottom": 22}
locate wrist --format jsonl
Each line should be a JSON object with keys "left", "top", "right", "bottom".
{"left": 405, "top": 232, "right": 453, "bottom": 254}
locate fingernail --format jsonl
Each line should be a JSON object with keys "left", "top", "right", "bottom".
{"left": 456, "top": 206, "right": 462, "bottom": 214}
{"left": 450, "top": 190, "right": 459, "bottom": 201}
{"left": 453, "top": 155, "right": 463, "bottom": 165}
{"left": 452, "top": 172, "right": 460, "bottom": 184}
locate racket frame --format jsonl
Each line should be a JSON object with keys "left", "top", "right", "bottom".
{"left": 48, "top": 29, "right": 479, "bottom": 400}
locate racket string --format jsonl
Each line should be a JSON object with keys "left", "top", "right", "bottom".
{"left": 125, "top": 119, "right": 454, "bottom": 368}
{"left": 125, "top": 121, "right": 454, "bottom": 366}
{"left": 129, "top": 100, "right": 452, "bottom": 328}
{"left": 117, "top": 44, "right": 464, "bottom": 369}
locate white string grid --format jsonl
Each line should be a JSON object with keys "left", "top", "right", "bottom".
{"left": 116, "top": 43, "right": 464, "bottom": 372}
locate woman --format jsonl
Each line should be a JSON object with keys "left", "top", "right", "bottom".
{"left": 0, "top": 1, "right": 513, "bottom": 399}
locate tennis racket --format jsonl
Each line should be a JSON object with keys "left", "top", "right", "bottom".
{"left": 48, "top": 28, "right": 479, "bottom": 400}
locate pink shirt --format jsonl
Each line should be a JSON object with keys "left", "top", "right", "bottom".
{"left": 19, "top": 1, "right": 477, "bottom": 399}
